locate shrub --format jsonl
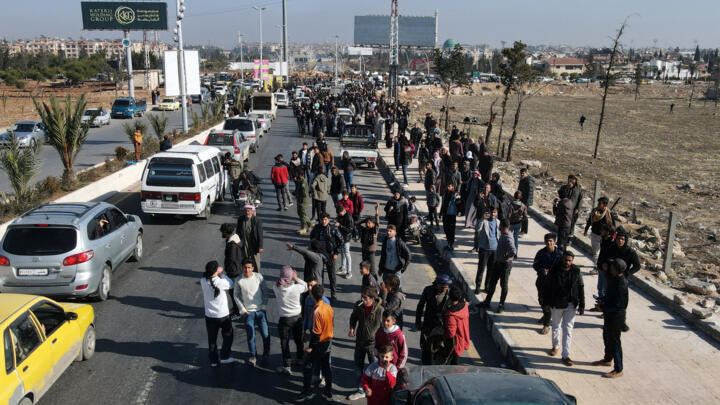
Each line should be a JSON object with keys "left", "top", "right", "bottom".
{"left": 115, "top": 146, "right": 130, "bottom": 161}
{"left": 37, "top": 176, "right": 62, "bottom": 196}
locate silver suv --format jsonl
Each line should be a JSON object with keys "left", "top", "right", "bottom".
{"left": 0, "top": 202, "right": 143, "bottom": 301}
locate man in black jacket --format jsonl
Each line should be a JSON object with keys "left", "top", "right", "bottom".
{"left": 287, "top": 241, "right": 325, "bottom": 283}
{"left": 415, "top": 274, "right": 452, "bottom": 365}
{"left": 220, "top": 223, "right": 244, "bottom": 317}
{"left": 543, "top": 251, "right": 584, "bottom": 367}
{"left": 599, "top": 228, "right": 639, "bottom": 331}
{"left": 592, "top": 258, "right": 628, "bottom": 378}
{"left": 236, "top": 205, "right": 263, "bottom": 272}
{"left": 378, "top": 225, "right": 411, "bottom": 283}
{"left": 558, "top": 174, "right": 583, "bottom": 236}
{"left": 310, "top": 213, "right": 344, "bottom": 302}
{"left": 518, "top": 168, "right": 535, "bottom": 235}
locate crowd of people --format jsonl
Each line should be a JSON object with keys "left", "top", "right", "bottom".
{"left": 200, "top": 78, "right": 636, "bottom": 404}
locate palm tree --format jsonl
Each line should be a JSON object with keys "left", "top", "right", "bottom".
{"left": 122, "top": 119, "right": 148, "bottom": 144}
{"left": 33, "top": 94, "right": 90, "bottom": 188}
{"left": 146, "top": 112, "right": 168, "bottom": 141}
{"left": 0, "top": 130, "right": 40, "bottom": 210}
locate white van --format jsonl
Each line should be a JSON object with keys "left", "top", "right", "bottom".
{"left": 140, "top": 145, "right": 225, "bottom": 219}
{"left": 275, "top": 91, "right": 289, "bottom": 108}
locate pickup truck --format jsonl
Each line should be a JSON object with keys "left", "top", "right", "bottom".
{"left": 111, "top": 97, "right": 147, "bottom": 118}
{"left": 340, "top": 124, "right": 377, "bottom": 168}
{"left": 251, "top": 92, "right": 277, "bottom": 120}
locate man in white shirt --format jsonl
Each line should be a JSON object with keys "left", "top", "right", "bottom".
{"left": 273, "top": 265, "right": 308, "bottom": 375}
{"left": 201, "top": 260, "right": 235, "bottom": 367}
{"left": 234, "top": 259, "right": 270, "bottom": 366}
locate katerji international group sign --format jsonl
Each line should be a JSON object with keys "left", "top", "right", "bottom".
{"left": 81, "top": 2, "right": 168, "bottom": 30}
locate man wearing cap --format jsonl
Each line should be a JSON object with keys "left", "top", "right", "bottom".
{"left": 593, "top": 258, "right": 628, "bottom": 378}
{"left": 273, "top": 266, "right": 308, "bottom": 375}
{"left": 415, "top": 274, "right": 452, "bottom": 365}
{"left": 237, "top": 204, "right": 264, "bottom": 272}
{"left": 543, "top": 251, "right": 584, "bottom": 367}
{"left": 584, "top": 196, "right": 614, "bottom": 274}
{"left": 271, "top": 154, "right": 293, "bottom": 211}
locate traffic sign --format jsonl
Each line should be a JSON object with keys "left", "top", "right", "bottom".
{"left": 122, "top": 39, "right": 131, "bottom": 48}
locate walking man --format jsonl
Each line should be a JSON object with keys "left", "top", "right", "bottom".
{"left": 233, "top": 259, "right": 271, "bottom": 367}
{"left": 347, "top": 286, "right": 384, "bottom": 401}
{"left": 517, "top": 168, "right": 534, "bottom": 235}
{"left": 532, "top": 233, "right": 563, "bottom": 335}
{"left": 273, "top": 266, "right": 308, "bottom": 375}
{"left": 201, "top": 261, "right": 235, "bottom": 367}
{"left": 474, "top": 208, "right": 499, "bottom": 294}
{"left": 415, "top": 274, "right": 451, "bottom": 365}
{"left": 299, "top": 284, "right": 334, "bottom": 401}
{"left": 544, "top": 251, "right": 584, "bottom": 367}
{"left": 236, "top": 205, "right": 264, "bottom": 272}
{"left": 558, "top": 174, "right": 583, "bottom": 236}
{"left": 378, "top": 225, "right": 411, "bottom": 285}
{"left": 593, "top": 258, "right": 628, "bottom": 378}
{"left": 294, "top": 170, "right": 311, "bottom": 234}
{"left": 481, "top": 219, "right": 516, "bottom": 313}
{"left": 271, "top": 154, "right": 293, "bottom": 211}
{"left": 310, "top": 213, "right": 344, "bottom": 303}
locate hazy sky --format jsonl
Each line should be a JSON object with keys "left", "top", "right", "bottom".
{"left": 2, "top": 0, "right": 718, "bottom": 49}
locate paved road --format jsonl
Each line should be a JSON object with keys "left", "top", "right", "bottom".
{"left": 42, "top": 109, "right": 502, "bottom": 405}
{"left": 0, "top": 103, "right": 200, "bottom": 193}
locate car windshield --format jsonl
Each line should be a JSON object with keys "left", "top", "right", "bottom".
{"left": 84, "top": 110, "right": 99, "bottom": 116}
{"left": 3, "top": 227, "right": 77, "bottom": 255}
{"left": 113, "top": 100, "right": 130, "bottom": 107}
{"left": 13, "top": 124, "right": 35, "bottom": 132}
{"left": 206, "top": 133, "right": 235, "bottom": 146}
{"left": 343, "top": 127, "right": 372, "bottom": 138}
{"left": 146, "top": 158, "right": 195, "bottom": 187}
{"left": 276, "top": 94, "right": 286, "bottom": 100}
{"left": 162, "top": 98, "right": 175, "bottom": 103}
{"left": 223, "top": 119, "right": 253, "bottom": 132}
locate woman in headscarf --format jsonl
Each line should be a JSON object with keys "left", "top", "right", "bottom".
{"left": 464, "top": 171, "right": 484, "bottom": 228}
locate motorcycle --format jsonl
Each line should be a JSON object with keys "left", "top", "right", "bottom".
{"left": 406, "top": 213, "right": 429, "bottom": 245}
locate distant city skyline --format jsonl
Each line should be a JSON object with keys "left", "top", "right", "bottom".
{"left": 2, "top": 0, "right": 719, "bottom": 50}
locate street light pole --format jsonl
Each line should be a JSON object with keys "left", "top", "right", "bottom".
{"left": 281, "top": 0, "right": 289, "bottom": 80}
{"left": 124, "top": 30, "right": 134, "bottom": 98}
{"left": 253, "top": 6, "right": 266, "bottom": 91}
{"left": 334, "top": 35, "right": 339, "bottom": 86}
{"left": 175, "top": 0, "right": 188, "bottom": 134}
{"left": 238, "top": 32, "right": 244, "bottom": 81}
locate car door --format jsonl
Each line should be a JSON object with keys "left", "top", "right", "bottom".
{"left": 212, "top": 156, "right": 225, "bottom": 200}
{"left": 203, "top": 159, "right": 218, "bottom": 203}
{"left": 2, "top": 328, "right": 24, "bottom": 405}
{"left": 7, "top": 310, "right": 56, "bottom": 400}
{"left": 107, "top": 208, "right": 132, "bottom": 262}
{"left": 86, "top": 211, "right": 118, "bottom": 268}
{"left": 30, "top": 301, "right": 77, "bottom": 379}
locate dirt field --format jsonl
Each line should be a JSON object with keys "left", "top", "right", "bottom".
{"left": 0, "top": 81, "right": 156, "bottom": 129}
{"left": 402, "top": 82, "right": 720, "bottom": 286}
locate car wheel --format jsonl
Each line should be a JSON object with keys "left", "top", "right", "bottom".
{"left": 30, "top": 139, "right": 37, "bottom": 149}
{"left": 94, "top": 265, "right": 111, "bottom": 301}
{"left": 81, "top": 325, "right": 96, "bottom": 360}
{"left": 369, "top": 162, "right": 376, "bottom": 168}
{"left": 199, "top": 198, "right": 211, "bottom": 219}
{"left": 18, "top": 397, "right": 33, "bottom": 405}
{"left": 130, "top": 233, "right": 143, "bottom": 262}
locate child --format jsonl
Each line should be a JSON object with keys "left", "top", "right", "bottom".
{"left": 426, "top": 185, "right": 440, "bottom": 227}
{"left": 360, "top": 260, "right": 381, "bottom": 293}
{"left": 361, "top": 345, "right": 398, "bottom": 405}
{"left": 374, "top": 311, "right": 408, "bottom": 388}
{"left": 382, "top": 275, "right": 405, "bottom": 330}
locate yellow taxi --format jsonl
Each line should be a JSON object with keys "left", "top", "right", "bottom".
{"left": 158, "top": 97, "right": 181, "bottom": 111}
{"left": 1, "top": 294, "right": 95, "bottom": 405}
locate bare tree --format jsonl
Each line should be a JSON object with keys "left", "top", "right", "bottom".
{"left": 496, "top": 42, "right": 527, "bottom": 154}
{"left": 593, "top": 18, "right": 629, "bottom": 159}
{"left": 688, "top": 63, "right": 697, "bottom": 108}
{"left": 485, "top": 98, "right": 497, "bottom": 145}
{"left": 433, "top": 44, "right": 470, "bottom": 132}
{"left": 634, "top": 63, "right": 642, "bottom": 101}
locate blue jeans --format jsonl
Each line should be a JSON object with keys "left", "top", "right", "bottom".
{"left": 510, "top": 222, "right": 522, "bottom": 252}
{"left": 344, "top": 172, "right": 354, "bottom": 191}
{"left": 244, "top": 310, "right": 270, "bottom": 357}
{"left": 401, "top": 164, "right": 408, "bottom": 184}
{"left": 340, "top": 242, "right": 351, "bottom": 275}
{"left": 597, "top": 269, "right": 607, "bottom": 298}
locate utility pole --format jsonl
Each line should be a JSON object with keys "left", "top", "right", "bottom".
{"left": 389, "top": 0, "right": 399, "bottom": 101}
{"left": 175, "top": 0, "right": 188, "bottom": 133}
{"left": 238, "top": 32, "right": 244, "bottom": 81}
{"left": 334, "top": 35, "right": 339, "bottom": 86}
{"left": 124, "top": 30, "right": 134, "bottom": 98}
{"left": 143, "top": 30, "right": 150, "bottom": 92}
{"left": 281, "top": 0, "right": 289, "bottom": 80}
{"left": 253, "top": 6, "right": 266, "bottom": 91}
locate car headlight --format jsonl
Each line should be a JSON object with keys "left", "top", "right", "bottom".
{"left": 18, "top": 136, "right": 29, "bottom": 145}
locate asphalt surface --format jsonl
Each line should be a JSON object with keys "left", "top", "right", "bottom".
{"left": 42, "top": 109, "right": 502, "bottom": 405}
{"left": 0, "top": 103, "right": 201, "bottom": 193}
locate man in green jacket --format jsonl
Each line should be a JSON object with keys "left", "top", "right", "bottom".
{"left": 347, "top": 286, "right": 384, "bottom": 401}
{"left": 295, "top": 170, "right": 311, "bottom": 234}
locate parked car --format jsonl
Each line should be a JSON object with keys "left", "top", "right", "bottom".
{"left": 158, "top": 97, "right": 181, "bottom": 111}
{"left": 340, "top": 124, "right": 377, "bottom": 168}
{"left": 81, "top": 108, "right": 111, "bottom": 127}
{"left": 248, "top": 112, "right": 271, "bottom": 134}
{"left": 191, "top": 88, "right": 210, "bottom": 103}
{"left": 140, "top": 145, "right": 225, "bottom": 219}
{"left": 394, "top": 365, "right": 576, "bottom": 405}
{"left": 213, "top": 84, "right": 227, "bottom": 96}
{"left": 222, "top": 117, "right": 260, "bottom": 152}
{"left": 0, "top": 202, "right": 144, "bottom": 301}
{"left": 204, "top": 129, "right": 251, "bottom": 162}
{"left": 111, "top": 97, "right": 147, "bottom": 118}
{"left": 0, "top": 294, "right": 95, "bottom": 405}
{"left": 275, "top": 91, "right": 289, "bottom": 108}
{"left": 0, "top": 121, "right": 47, "bottom": 148}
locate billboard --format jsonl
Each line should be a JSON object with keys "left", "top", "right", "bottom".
{"left": 81, "top": 2, "right": 167, "bottom": 30}
{"left": 354, "top": 15, "right": 436, "bottom": 48}
{"left": 164, "top": 51, "right": 201, "bottom": 96}
{"left": 348, "top": 47, "right": 373, "bottom": 56}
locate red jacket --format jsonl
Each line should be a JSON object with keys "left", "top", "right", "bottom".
{"left": 374, "top": 325, "right": 407, "bottom": 368}
{"left": 361, "top": 361, "right": 398, "bottom": 405}
{"left": 444, "top": 301, "right": 470, "bottom": 356}
{"left": 337, "top": 198, "right": 354, "bottom": 215}
{"left": 350, "top": 191, "right": 364, "bottom": 216}
{"left": 270, "top": 164, "right": 289, "bottom": 185}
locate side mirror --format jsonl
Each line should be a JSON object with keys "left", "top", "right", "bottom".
{"left": 126, "top": 214, "right": 136, "bottom": 222}
{"left": 65, "top": 312, "right": 78, "bottom": 321}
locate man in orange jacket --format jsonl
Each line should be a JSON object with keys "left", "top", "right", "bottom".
{"left": 299, "top": 284, "right": 334, "bottom": 401}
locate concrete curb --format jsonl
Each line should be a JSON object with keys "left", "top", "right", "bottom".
{"left": 0, "top": 122, "right": 223, "bottom": 237}
{"left": 375, "top": 152, "right": 540, "bottom": 375}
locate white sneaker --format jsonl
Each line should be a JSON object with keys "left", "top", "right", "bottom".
{"left": 248, "top": 356, "right": 257, "bottom": 367}
{"left": 345, "top": 272, "right": 352, "bottom": 279}
{"left": 348, "top": 389, "right": 366, "bottom": 401}
{"left": 336, "top": 268, "right": 346, "bottom": 275}
{"left": 254, "top": 199, "right": 262, "bottom": 205}
{"left": 276, "top": 366, "right": 292, "bottom": 376}
{"left": 319, "top": 376, "right": 326, "bottom": 388}
{"left": 220, "top": 357, "right": 237, "bottom": 364}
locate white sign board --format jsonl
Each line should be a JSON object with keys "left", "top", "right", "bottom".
{"left": 164, "top": 50, "right": 201, "bottom": 96}
{"left": 348, "top": 47, "right": 373, "bottom": 56}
